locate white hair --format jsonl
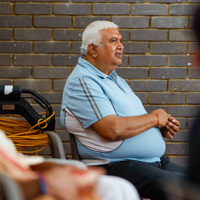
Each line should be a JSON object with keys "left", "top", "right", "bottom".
{"left": 80, "top": 21, "right": 119, "bottom": 56}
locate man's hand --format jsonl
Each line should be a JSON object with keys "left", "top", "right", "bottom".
{"left": 151, "top": 109, "right": 171, "bottom": 127}
{"left": 160, "top": 117, "right": 180, "bottom": 139}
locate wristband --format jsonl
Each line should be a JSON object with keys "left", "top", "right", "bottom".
{"left": 38, "top": 174, "right": 49, "bottom": 195}
{"left": 154, "top": 113, "right": 159, "bottom": 126}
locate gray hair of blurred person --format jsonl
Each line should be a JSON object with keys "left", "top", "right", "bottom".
{"left": 80, "top": 21, "right": 119, "bottom": 56}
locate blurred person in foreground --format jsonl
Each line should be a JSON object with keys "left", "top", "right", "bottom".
{"left": 161, "top": 8, "right": 200, "bottom": 200}
{"left": 187, "top": 6, "right": 200, "bottom": 188}
{"left": 60, "top": 20, "right": 186, "bottom": 200}
{"left": 0, "top": 129, "right": 140, "bottom": 200}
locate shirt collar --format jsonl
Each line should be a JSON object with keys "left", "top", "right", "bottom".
{"left": 78, "top": 57, "right": 118, "bottom": 81}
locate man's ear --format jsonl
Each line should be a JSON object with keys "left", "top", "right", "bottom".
{"left": 87, "top": 44, "right": 98, "bottom": 58}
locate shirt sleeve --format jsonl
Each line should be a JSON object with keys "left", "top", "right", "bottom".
{"left": 67, "top": 77, "right": 117, "bottom": 128}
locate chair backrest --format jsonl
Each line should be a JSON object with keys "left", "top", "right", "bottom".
{"left": 0, "top": 173, "right": 25, "bottom": 200}
{"left": 69, "top": 132, "right": 81, "bottom": 161}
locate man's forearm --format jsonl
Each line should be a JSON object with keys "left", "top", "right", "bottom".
{"left": 113, "top": 113, "right": 159, "bottom": 140}
{"left": 92, "top": 113, "right": 159, "bottom": 140}
{"left": 92, "top": 109, "right": 171, "bottom": 141}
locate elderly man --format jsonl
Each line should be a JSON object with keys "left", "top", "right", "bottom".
{"left": 60, "top": 21, "right": 185, "bottom": 200}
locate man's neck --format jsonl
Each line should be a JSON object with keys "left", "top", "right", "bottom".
{"left": 83, "top": 55, "right": 115, "bottom": 75}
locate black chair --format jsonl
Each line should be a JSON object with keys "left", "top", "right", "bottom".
{"left": 0, "top": 85, "right": 65, "bottom": 159}
{"left": 69, "top": 131, "right": 81, "bottom": 160}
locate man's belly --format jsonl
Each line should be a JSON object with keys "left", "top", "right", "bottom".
{"left": 78, "top": 127, "right": 166, "bottom": 164}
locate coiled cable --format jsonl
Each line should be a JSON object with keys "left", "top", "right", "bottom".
{"left": 0, "top": 112, "right": 55, "bottom": 154}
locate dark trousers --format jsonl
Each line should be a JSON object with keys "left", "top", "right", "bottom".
{"left": 101, "top": 156, "right": 186, "bottom": 200}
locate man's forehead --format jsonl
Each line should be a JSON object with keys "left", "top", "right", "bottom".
{"left": 116, "top": 32, "right": 120, "bottom": 36}
{"left": 101, "top": 28, "right": 122, "bottom": 39}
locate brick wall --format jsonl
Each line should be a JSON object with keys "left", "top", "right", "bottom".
{"left": 0, "top": 0, "right": 199, "bottom": 166}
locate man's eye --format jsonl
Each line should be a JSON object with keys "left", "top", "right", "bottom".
{"left": 111, "top": 40, "right": 116, "bottom": 43}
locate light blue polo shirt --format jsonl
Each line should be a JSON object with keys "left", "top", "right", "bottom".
{"left": 60, "top": 57, "right": 166, "bottom": 163}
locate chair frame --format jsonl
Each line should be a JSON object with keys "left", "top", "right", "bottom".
{"left": 0, "top": 173, "right": 24, "bottom": 200}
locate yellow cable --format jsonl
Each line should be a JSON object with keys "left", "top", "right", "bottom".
{"left": 0, "top": 112, "right": 55, "bottom": 155}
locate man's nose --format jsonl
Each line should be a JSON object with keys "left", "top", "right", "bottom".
{"left": 117, "top": 42, "right": 124, "bottom": 50}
